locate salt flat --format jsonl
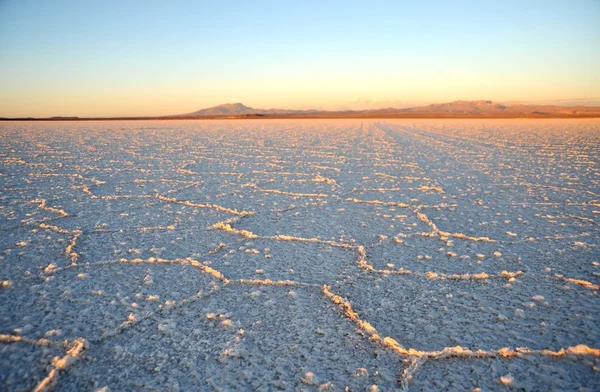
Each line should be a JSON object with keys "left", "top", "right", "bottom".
{"left": 0, "top": 119, "right": 598, "bottom": 391}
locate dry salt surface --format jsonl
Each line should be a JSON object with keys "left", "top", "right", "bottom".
{"left": 0, "top": 119, "right": 599, "bottom": 391}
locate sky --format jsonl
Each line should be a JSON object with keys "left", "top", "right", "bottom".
{"left": 0, "top": 0, "right": 599, "bottom": 117}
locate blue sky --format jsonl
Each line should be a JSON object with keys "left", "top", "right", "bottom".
{"left": 0, "top": 0, "right": 598, "bottom": 117}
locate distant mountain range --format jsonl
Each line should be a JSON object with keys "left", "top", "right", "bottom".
{"left": 3, "top": 100, "right": 600, "bottom": 120}
{"left": 176, "top": 100, "right": 600, "bottom": 118}
{"left": 183, "top": 102, "right": 314, "bottom": 117}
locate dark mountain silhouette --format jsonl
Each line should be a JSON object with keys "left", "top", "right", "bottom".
{"left": 178, "top": 100, "right": 600, "bottom": 118}
{"left": 186, "top": 103, "right": 255, "bottom": 116}
{"left": 182, "top": 102, "right": 313, "bottom": 117}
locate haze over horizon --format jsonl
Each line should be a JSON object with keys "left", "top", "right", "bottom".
{"left": 0, "top": 0, "right": 598, "bottom": 117}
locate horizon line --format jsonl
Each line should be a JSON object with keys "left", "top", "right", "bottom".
{"left": 3, "top": 98, "right": 600, "bottom": 120}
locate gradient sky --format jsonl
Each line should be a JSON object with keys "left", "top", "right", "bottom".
{"left": 0, "top": 0, "right": 599, "bottom": 117}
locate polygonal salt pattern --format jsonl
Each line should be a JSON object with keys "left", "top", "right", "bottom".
{"left": 0, "top": 119, "right": 598, "bottom": 390}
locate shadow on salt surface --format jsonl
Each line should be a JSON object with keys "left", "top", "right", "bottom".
{"left": 60, "top": 285, "right": 404, "bottom": 391}
{"left": 170, "top": 186, "right": 266, "bottom": 213}
{"left": 61, "top": 201, "right": 233, "bottom": 232}
{"left": 75, "top": 229, "right": 227, "bottom": 261}
{"left": 0, "top": 229, "right": 67, "bottom": 281}
{"left": 540, "top": 243, "right": 599, "bottom": 280}
{"left": 365, "top": 225, "right": 599, "bottom": 280}
{"left": 0, "top": 199, "right": 71, "bottom": 228}
{"left": 410, "top": 356, "right": 599, "bottom": 391}
{"left": 0, "top": 340, "right": 64, "bottom": 392}
{"left": 349, "top": 170, "right": 448, "bottom": 200}
{"left": 424, "top": 200, "right": 598, "bottom": 243}
{"left": 183, "top": 159, "right": 277, "bottom": 176}
{"left": 366, "top": 236, "right": 521, "bottom": 274}
{"left": 489, "top": 237, "right": 600, "bottom": 280}
{"left": 1, "top": 172, "right": 78, "bottom": 191}
{"left": 0, "top": 202, "right": 40, "bottom": 228}
{"left": 351, "top": 190, "right": 445, "bottom": 208}
{"left": 89, "top": 179, "right": 201, "bottom": 198}
{"left": 3, "top": 263, "right": 221, "bottom": 343}
{"left": 205, "top": 239, "right": 356, "bottom": 284}
{"left": 247, "top": 179, "right": 338, "bottom": 196}
{"left": 235, "top": 201, "right": 422, "bottom": 245}
{"left": 333, "top": 275, "right": 599, "bottom": 352}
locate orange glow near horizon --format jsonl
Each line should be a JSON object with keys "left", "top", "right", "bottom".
{"left": 0, "top": 1, "right": 598, "bottom": 117}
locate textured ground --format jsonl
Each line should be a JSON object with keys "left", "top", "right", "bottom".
{"left": 0, "top": 119, "right": 598, "bottom": 391}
